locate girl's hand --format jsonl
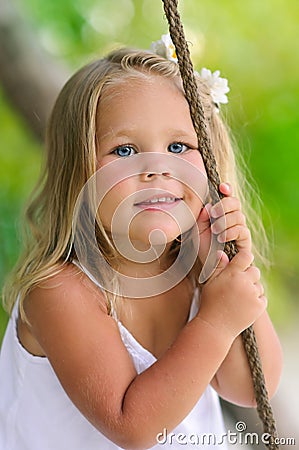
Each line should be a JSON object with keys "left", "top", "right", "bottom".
{"left": 198, "top": 249, "right": 267, "bottom": 340}
{"left": 210, "top": 182, "right": 251, "bottom": 253}
{"left": 197, "top": 182, "right": 251, "bottom": 265}
{"left": 196, "top": 183, "right": 266, "bottom": 338}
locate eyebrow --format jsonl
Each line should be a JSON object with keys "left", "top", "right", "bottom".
{"left": 97, "top": 127, "right": 137, "bottom": 143}
{"left": 98, "top": 127, "right": 197, "bottom": 143}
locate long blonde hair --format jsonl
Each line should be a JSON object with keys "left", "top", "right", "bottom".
{"left": 2, "top": 48, "right": 267, "bottom": 321}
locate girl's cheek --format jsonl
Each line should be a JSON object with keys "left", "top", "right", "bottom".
{"left": 184, "top": 150, "right": 206, "bottom": 174}
{"left": 182, "top": 153, "right": 208, "bottom": 210}
{"left": 96, "top": 156, "right": 113, "bottom": 170}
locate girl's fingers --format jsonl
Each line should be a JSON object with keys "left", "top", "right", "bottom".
{"left": 239, "top": 263, "right": 264, "bottom": 297}
{"left": 210, "top": 197, "right": 241, "bottom": 219}
{"left": 246, "top": 265, "right": 261, "bottom": 283}
{"left": 197, "top": 203, "right": 211, "bottom": 231}
{"left": 207, "top": 250, "right": 230, "bottom": 281}
{"left": 255, "top": 282, "right": 265, "bottom": 298}
{"left": 209, "top": 188, "right": 251, "bottom": 251}
{"left": 229, "top": 249, "right": 254, "bottom": 271}
{"left": 196, "top": 204, "right": 213, "bottom": 264}
{"left": 211, "top": 210, "right": 246, "bottom": 234}
{"left": 216, "top": 225, "right": 251, "bottom": 248}
{"left": 218, "top": 182, "right": 232, "bottom": 196}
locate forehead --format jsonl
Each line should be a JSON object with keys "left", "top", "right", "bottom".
{"left": 101, "top": 72, "right": 183, "bottom": 100}
{"left": 96, "top": 75, "right": 195, "bottom": 136}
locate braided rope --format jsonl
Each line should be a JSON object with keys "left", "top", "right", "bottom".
{"left": 162, "top": 1, "right": 279, "bottom": 448}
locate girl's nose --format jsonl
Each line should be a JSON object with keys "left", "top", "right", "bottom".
{"left": 140, "top": 171, "right": 171, "bottom": 181}
{"left": 137, "top": 153, "right": 175, "bottom": 181}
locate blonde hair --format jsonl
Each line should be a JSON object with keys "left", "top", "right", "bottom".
{"left": 2, "top": 48, "right": 267, "bottom": 321}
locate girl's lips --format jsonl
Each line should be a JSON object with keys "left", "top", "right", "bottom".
{"left": 134, "top": 198, "right": 182, "bottom": 211}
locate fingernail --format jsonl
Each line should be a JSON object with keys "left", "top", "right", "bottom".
{"left": 205, "top": 203, "right": 212, "bottom": 213}
{"left": 211, "top": 223, "right": 218, "bottom": 233}
{"left": 221, "top": 182, "right": 230, "bottom": 191}
{"left": 210, "top": 206, "right": 219, "bottom": 218}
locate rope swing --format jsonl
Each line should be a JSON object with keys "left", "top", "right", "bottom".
{"left": 161, "top": 1, "right": 279, "bottom": 448}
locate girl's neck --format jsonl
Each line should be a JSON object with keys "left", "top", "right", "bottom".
{"left": 114, "top": 240, "right": 176, "bottom": 278}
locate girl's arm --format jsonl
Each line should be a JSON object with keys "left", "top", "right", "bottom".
{"left": 210, "top": 311, "right": 283, "bottom": 406}
{"left": 24, "top": 249, "right": 263, "bottom": 450}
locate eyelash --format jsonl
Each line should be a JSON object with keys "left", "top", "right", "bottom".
{"left": 112, "top": 142, "right": 194, "bottom": 157}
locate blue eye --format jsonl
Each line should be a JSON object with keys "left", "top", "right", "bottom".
{"left": 113, "top": 145, "right": 136, "bottom": 157}
{"left": 168, "top": 143, "right": 188, "bottom": 154}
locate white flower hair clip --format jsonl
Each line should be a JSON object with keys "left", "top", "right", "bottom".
{"left": 198, "top": 68, "right": 229, "bottom": 106}
{"left": 150, "top": 33, "right": 178, "bottom": 63}
{"left": 150, "top": 34, "right": 230, "bottom": 109}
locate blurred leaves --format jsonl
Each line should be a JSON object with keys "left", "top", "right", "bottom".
{"left": 0, "top": 87, "right": 41, "bottom": 338}
{"left": 1, "top": 0, "right": 299, "bottom": 335}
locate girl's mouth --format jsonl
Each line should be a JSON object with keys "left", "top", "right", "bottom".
{"left": 134, "top": 195, "right": 182, "bottom": 211}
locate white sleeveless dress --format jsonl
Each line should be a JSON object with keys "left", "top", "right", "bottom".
{"left": 0, "top": 270, "right": 228, "bottom": 450}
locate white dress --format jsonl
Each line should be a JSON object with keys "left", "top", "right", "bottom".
{"left": 0, "top": 273, "right": 228, "bottom": 450}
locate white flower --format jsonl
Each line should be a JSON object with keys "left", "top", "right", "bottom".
{"left": 150, "top": 33, "right": 178, "bottom": 62}
{"left": 199, "top": 68, "right": 230, "bottom": 105}
{"left": 150, "top": 34, "right": 230, "bottom": 107}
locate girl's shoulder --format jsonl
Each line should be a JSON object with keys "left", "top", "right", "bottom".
{"left": 19, "top": 262, "right": 109, "bottom": 357}
{"left": 17, "top": 261, "right": 138, "bottom": 442}
{"left": 26, "top": 261, "right": 108, "bottom": 312}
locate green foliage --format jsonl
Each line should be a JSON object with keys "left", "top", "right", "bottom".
{"left": 0, "top": 89, "right": 41, "bottom": 339}
{"left": 1, "top": 0, "right": 299, "bottom": 337}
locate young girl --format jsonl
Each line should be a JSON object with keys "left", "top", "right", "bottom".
{"left": 0, "top": 42, "right": 282, "bottom": 449}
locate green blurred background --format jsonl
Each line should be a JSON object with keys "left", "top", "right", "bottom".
{"left": 1, "top": 0, "right": 298, "bottom": 342}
